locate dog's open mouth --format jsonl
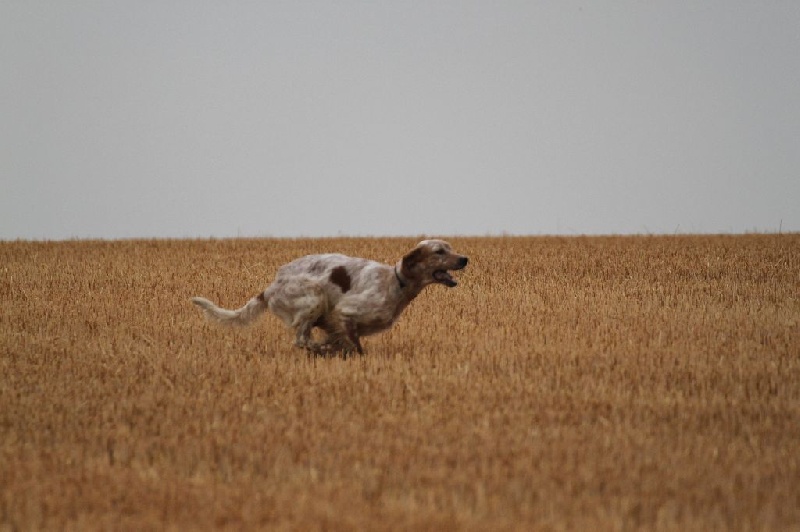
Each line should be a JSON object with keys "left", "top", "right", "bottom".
{"left": 433, "top": 270, "right": 458, "bottom": 287}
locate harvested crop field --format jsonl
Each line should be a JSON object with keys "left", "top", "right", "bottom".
{"left": 1, "top": 235, "right": 799, "bottom": 530}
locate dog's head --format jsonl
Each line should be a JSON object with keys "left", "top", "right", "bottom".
{"left": 400, "top": 239, "right": 468, "bottom": 288}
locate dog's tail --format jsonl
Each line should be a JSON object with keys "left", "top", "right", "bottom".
{"left": 190, "top": 293, "right": 267, "bottom": 326}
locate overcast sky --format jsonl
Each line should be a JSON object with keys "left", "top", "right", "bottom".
{"left": 2, "top": 1, "right": 798, "bottom": 239}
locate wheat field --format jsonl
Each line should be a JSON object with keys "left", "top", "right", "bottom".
{"left": 1, "top": 235, "right": 798, "bottom": 530}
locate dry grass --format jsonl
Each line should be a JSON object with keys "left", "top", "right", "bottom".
{"left": 1, "top": 235, "right": 798, "bottom": 530}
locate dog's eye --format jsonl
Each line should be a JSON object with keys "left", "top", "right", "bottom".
{"left": 435, "top": 249, "right": 445, "bottom": 255}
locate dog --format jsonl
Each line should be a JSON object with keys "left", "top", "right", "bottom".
{"left": 191, "top": 239, "right": 468, "bottom": 355}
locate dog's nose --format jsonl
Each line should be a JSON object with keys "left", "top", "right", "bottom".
{"left": 458, "top": 256, "right": 468, "bottom": 268}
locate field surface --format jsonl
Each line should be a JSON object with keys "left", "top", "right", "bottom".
{"left": 1, "top": 235, "right": 799, "bottom": 530}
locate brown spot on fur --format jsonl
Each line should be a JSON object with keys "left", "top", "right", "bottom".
{"left": 330, "top": 266, "right": 351, "bottom": 293}
{"left": 256, "top": 292, "right": 265, "bottom": 302}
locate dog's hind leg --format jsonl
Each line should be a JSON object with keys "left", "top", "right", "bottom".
{"left": 290, "top": 299, "right": 327, "bottom": 351}
{"left": 263, "top": 277, "right": 327, "bottom": 350}
{"left": 293, "top": 316, "right": 323, "bottom": 350}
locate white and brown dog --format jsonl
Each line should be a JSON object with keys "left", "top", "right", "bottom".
{"left": 191, "top": 239, "right": 468, "bottom": 354}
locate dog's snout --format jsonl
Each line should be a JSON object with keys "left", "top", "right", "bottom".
{"left": 457, "top": 256, "right": 468, "bottom": 268}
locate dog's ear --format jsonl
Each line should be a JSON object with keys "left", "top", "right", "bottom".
{"left": 401, "top": 247, "right": 424, "bottom": 277}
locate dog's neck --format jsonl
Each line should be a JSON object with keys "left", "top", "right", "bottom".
{"left": 394, "top": 265, "right": 407, "bottom": 289}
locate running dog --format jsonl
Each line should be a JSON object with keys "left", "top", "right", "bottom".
{"left": 191, "top": 239, "right": 468, "bottom": 354}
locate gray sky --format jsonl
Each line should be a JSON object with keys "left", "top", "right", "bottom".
{"left": 2, "top": 1, "right": 798, "bottom": 239}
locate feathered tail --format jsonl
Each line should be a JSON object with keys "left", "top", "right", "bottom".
{"left": 191, "top": 294, "right": 267, "bottom": 326}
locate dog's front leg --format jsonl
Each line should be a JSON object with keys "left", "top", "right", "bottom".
{"left": 343, "top": 319, "right": 364, "bottom": 355}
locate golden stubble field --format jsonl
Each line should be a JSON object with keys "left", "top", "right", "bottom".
{"left": 1, "top": 235, "right": 798, "bottom": 530}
